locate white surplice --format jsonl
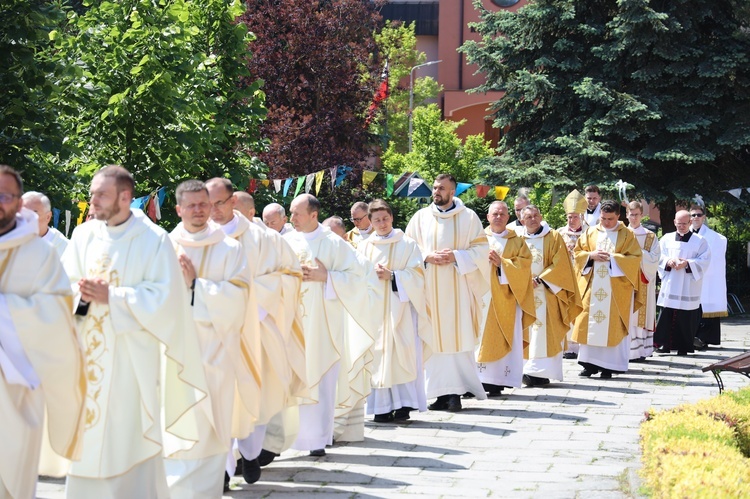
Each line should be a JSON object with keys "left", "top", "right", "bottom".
{"left": 628, "top": 225, "right": 660, "bottom": 358}
{"left": 42, "top": 226, "right": 69, "bottom": 258}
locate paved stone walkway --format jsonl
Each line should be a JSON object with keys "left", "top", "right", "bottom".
{"left": 38, "top": 317, "right": 750, "bottom": 498}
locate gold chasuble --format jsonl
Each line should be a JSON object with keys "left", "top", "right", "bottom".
{"left": 62, "top": 210, "right": 208, "bottom": 481}
{"left": 405, "top": 198, "right": 490, "bottom": 354}
{"left": 572, "top": 222, "right": 643, "bottom": 347}
{"left": 521, "top": 227, "right": 582, "bottom": 359}
{"left": 357, "top": 229, "right": 432, "bottom": 389}
{"left": 0, "top": 210, "right": 85, "bottom": 499}
{"left": 168, "top": 222, "right": 250, "bottom": 457}
{"left": 224, "top": 213, "right": 308, "bottom": 428}
{"left": 284, "top": 226, "right": 376, "bottom": 409}
{"left": 477, "top": 227, "right": 536, "bottom": 363}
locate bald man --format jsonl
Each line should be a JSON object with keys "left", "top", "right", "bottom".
{"left": 233, "top": 192, "right": 267, "bottom": 229}
{"left": 322, "top": 216, "right": 347, "bottom": 240}
{"left": 263, "top": 203, "right": 293, "bottom": 235}
{"left": 21, "top": 191, "right": 68, "bottom": 257}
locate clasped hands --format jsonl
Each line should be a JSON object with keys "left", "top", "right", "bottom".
{"left": 302, "top": 258, "right": 328, "bottom": 282}
{"left": 667, "top": 258, "right": 689, "bottom": 271}
{"left": 78, "top": 278, "right": 109, "bottom": 304}
{"left": 425, "top": 249, "right": 456, "bottom": 266}
{"left": 590, "top": 250, "right": 611, "bottom": 263}
{"left": 375, "top": 263, "right": 392, "bottom": 281}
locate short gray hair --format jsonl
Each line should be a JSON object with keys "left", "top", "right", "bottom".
{"left": 263, "top": 203, "right": 286, "bottom": 217}
{"left": 22, "top": 191, "right": 51, "bottom": 212}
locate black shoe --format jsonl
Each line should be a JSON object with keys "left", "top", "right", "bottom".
{"left": 393, "top": 407, "right": 412, "bottom": 421}
{"left": 309, "top": 448, "right": 326, "bottom": 457}
{"left": 258, "top": 449, "right": 278, "bottom": 467}
{"left": 655, "top": 346, "right": 671, "bottom": 354}
{"left": 446, "top": 394, "right": 462, "bottom": 412}
{"left": 241, "top": 456, "right": 261, "bottom": 484}
{"left": 630, "top": 356, "right": 647, "bottom": 363}
{"left": 523, "top": 374, "right": 550, "bottom": 386}
{"left": 428, "top": 395, "right": 449, "bottom": 411}
{"left": 676, "top": 351, "right": 688, "bottom": 357}
{"left": 562, "top": 352, "right": 578, "bottom": 359}
{"left": 234, "top": 457, "right": 243, "bottom": 476}
{"left": 600, "top": 369, "right": 613, "bottom": 379}
{"left": 373, "top": 412, "right": 394, "bottom": 423}
{"left": 482, "top": 383, "right": 504, "bottom": 396}
{"left": 224, "top": 471, "right": 231, "bottom": 492}
{"left": 578, "top": 368, "right": 598, "bottom": 378}
{"left": 462, "top": 392, "right": 476, "bottom": 399}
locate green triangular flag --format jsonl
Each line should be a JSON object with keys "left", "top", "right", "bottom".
{"left": 294, "top": 176, "right": 305, "bottom": 196}
{"left": 386, "top": 174, "right": 394, "bottom": 196}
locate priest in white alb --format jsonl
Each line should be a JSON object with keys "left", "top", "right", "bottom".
{"left": 345, "top": 201, "right": 374, "bottom": 248}
{"left": 477, "top": 201, "right": 536, "bottom": 395}
{"left": 357, "top": 199, "right": 430, "bottom": 422}
{"left": 62, "top": 166, "right": 208, "bottom": 498}
{"left": 405, "top": 174, "right": 489, "bottom": 412}
{"left": 165, "top": 180, "right": 251, "bottom": 498}
{"left": 626, "top": 201, "right": 660, "bottom": 360}
{"left": 0, "top": 166, "right": 86, "bottom": 499}
{"left": 22, "top": 190, "right": 68, "bottom": 257}
{"left": 206, "top": 178, "right": 306, "bottom": 484}
{"left": 654, "top": 210, "right": 711, "bottom": 355}
{"left": 573, "top": 200, "right": 643, "bottom": 379}
{"left": 518, "top": 205, "right": 582, "bottom": 387}
{"left": 284, "top": 194, "right": 374, "bottom": 457}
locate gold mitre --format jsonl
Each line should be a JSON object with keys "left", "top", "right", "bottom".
{"left": 563, "top": 189, "right": 587, "bottom": 214}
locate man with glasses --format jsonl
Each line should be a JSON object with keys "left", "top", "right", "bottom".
{"left": 519, "top": 205, "right": 581, "bottom": 386}
{"left": 653, "top": 210, "right": 711, "bottom": 356}
{"left": 689, "top": 205, "right": 727, "bottom": 349}
{"left": 507, "top": 194, "right": 530, "bottom": 232}
{"left": 166, "top": 179, "right": 250, "bottom": 498}
{"left": 0, "top": 166, "right": 85, "bottom": 499}
{"left": 346, "top": 201, "right": 373, "bottom": 248}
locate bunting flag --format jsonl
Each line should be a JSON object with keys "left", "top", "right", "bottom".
{"left": 156, "top": 186, "right": 167, "bottom": 206}
{"left": 52, "top": 208, "right": 61, "bottom": 229}
{"left": 153, "top": 192, "right": 162, "bottom": 221}
{"left": 65, "top": 210, "right": 71, "bottom": 237}
{"left": 131, "top": 195, "right": 149, "bottom": 210}
{"left": 363, "top": 171, "right": 379, "bottom": 188}
{"left": 261, "top": 179, "right": 270, "bottom": 188}
{"left": 728, "top": 188, "right": 743, "bottom": 200}
{"left": 147, "top": 195, "right": 157, "bottom": 222}
{"left": 294, "top": 176, "right": 305, "bottom": 196}
{"left": 248, "top": 179, "right": 258, "bottom": 194}
{"left": 386, "top": 174, "right": 395, "bottom": 196}
{"left": 365, "top": 60, "right": 389, "bottom": 126}
{"left": 283, "top": 178, "right": 293, "bottom": 197}
{"left": 495, "top": 186, "right": 510, "bottom": 200}
{"left": 330, "top": 167, "right": 337, "bottom": 190}
{"left": 76, "top": 201, "right": 88, "bottom": 226}
{"left": 315, "top": 170, "right": 325, "bottom": 195}
{"left": 476, "top": 185, "right": 491, "bottom": 198}
{"left": 274, "top": 179, "right": 282, "bottom": 193}
{"left": 408, "top": 177, "right": 423, "bottom": 196}
{"left": 455, "top": 182, "right": 472, "bottom": 196}
{"left": 305, "top": 173, "right": 315, "bottom": 193}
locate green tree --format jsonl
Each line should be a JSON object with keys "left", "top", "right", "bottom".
{"left": 368, "top": 21, "right": 442, "bottom": 152}
{"left": 46, "top": 0, "right": 266, "bottom": 218}
{"left": 462, "top": 0, "right": 750, "bottom": 227}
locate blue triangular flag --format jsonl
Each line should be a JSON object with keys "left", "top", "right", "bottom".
{"left": 52, "top": 208, "right": 61, "bottom": 228}
{"left": 283, "top": 178, "right": 293, "bottom": 197}
{"left": 455, "top": 182, "right": 473, "bottom": 196}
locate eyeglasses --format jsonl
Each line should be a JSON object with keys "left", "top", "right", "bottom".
{"left": 690, "top": 213, "right": 704, "bottom": 218}
{"left": 212, "top": 195, "right": 232, "bottom": 209}
{"left": 0, "top": 193, "right": 19, "bottom": 203}
{"left": 184, "top": 202, "right": 210, "bottom": 211}
{"left": 350, "top": 215, "right": 368, "bottom": 223}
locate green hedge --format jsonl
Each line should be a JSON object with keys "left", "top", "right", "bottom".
{"left": 640, "top": 387, "right": 750, "bottom": 497}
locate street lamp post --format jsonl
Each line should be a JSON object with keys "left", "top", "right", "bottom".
{"left": 409, "top": 60, "right": 442, "bottom": 152}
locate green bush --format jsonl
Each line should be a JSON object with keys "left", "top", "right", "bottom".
{"left": 640, "top": 387, "right": 750, "bottom": 498}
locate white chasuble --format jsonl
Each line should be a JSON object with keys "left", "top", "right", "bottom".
{"left": 357, "top": 230, "right": 431, "bottom": 390}
{"left": 657, "top": 233, "right": 711, "bottom": 310}
{"left": 62, "top": 210, "right": 208, "bottom": 483}
{"left": 0, "top": 210, "right": 85, "bottom": 499}
{"left": 404, "top": 197, "right": 489, "bottom": 354}
{"left": 168, "top": 222, "right": 250, "bottom": 458}
{"left": 225, "top": 213, "right": 307, "bottom": 426}
{"left": 283, "top": 226, "right": 375, "bottom": 408}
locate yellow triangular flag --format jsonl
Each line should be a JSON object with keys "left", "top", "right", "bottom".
{"left": 315, "top": 170, "right": 325, "bottom": 195}
{"left": 76, "top": 201, "right": 89, "bottom": 225}
{"left": 363, "top": 171, "right": 378, "bottom": 188}
{"left": 495, "top": 186, "right": 510, "bottom": 200}
{"left": 261, "top": 179, "right": 270, "bottom": 187}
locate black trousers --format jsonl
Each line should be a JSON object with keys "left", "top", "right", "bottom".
{"left": 654, "top": 307, "right": 701, "bottom": 353}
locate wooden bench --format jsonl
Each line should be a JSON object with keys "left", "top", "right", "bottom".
{"left": 702, "top": 352, "right": 750, "bottom": 393}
